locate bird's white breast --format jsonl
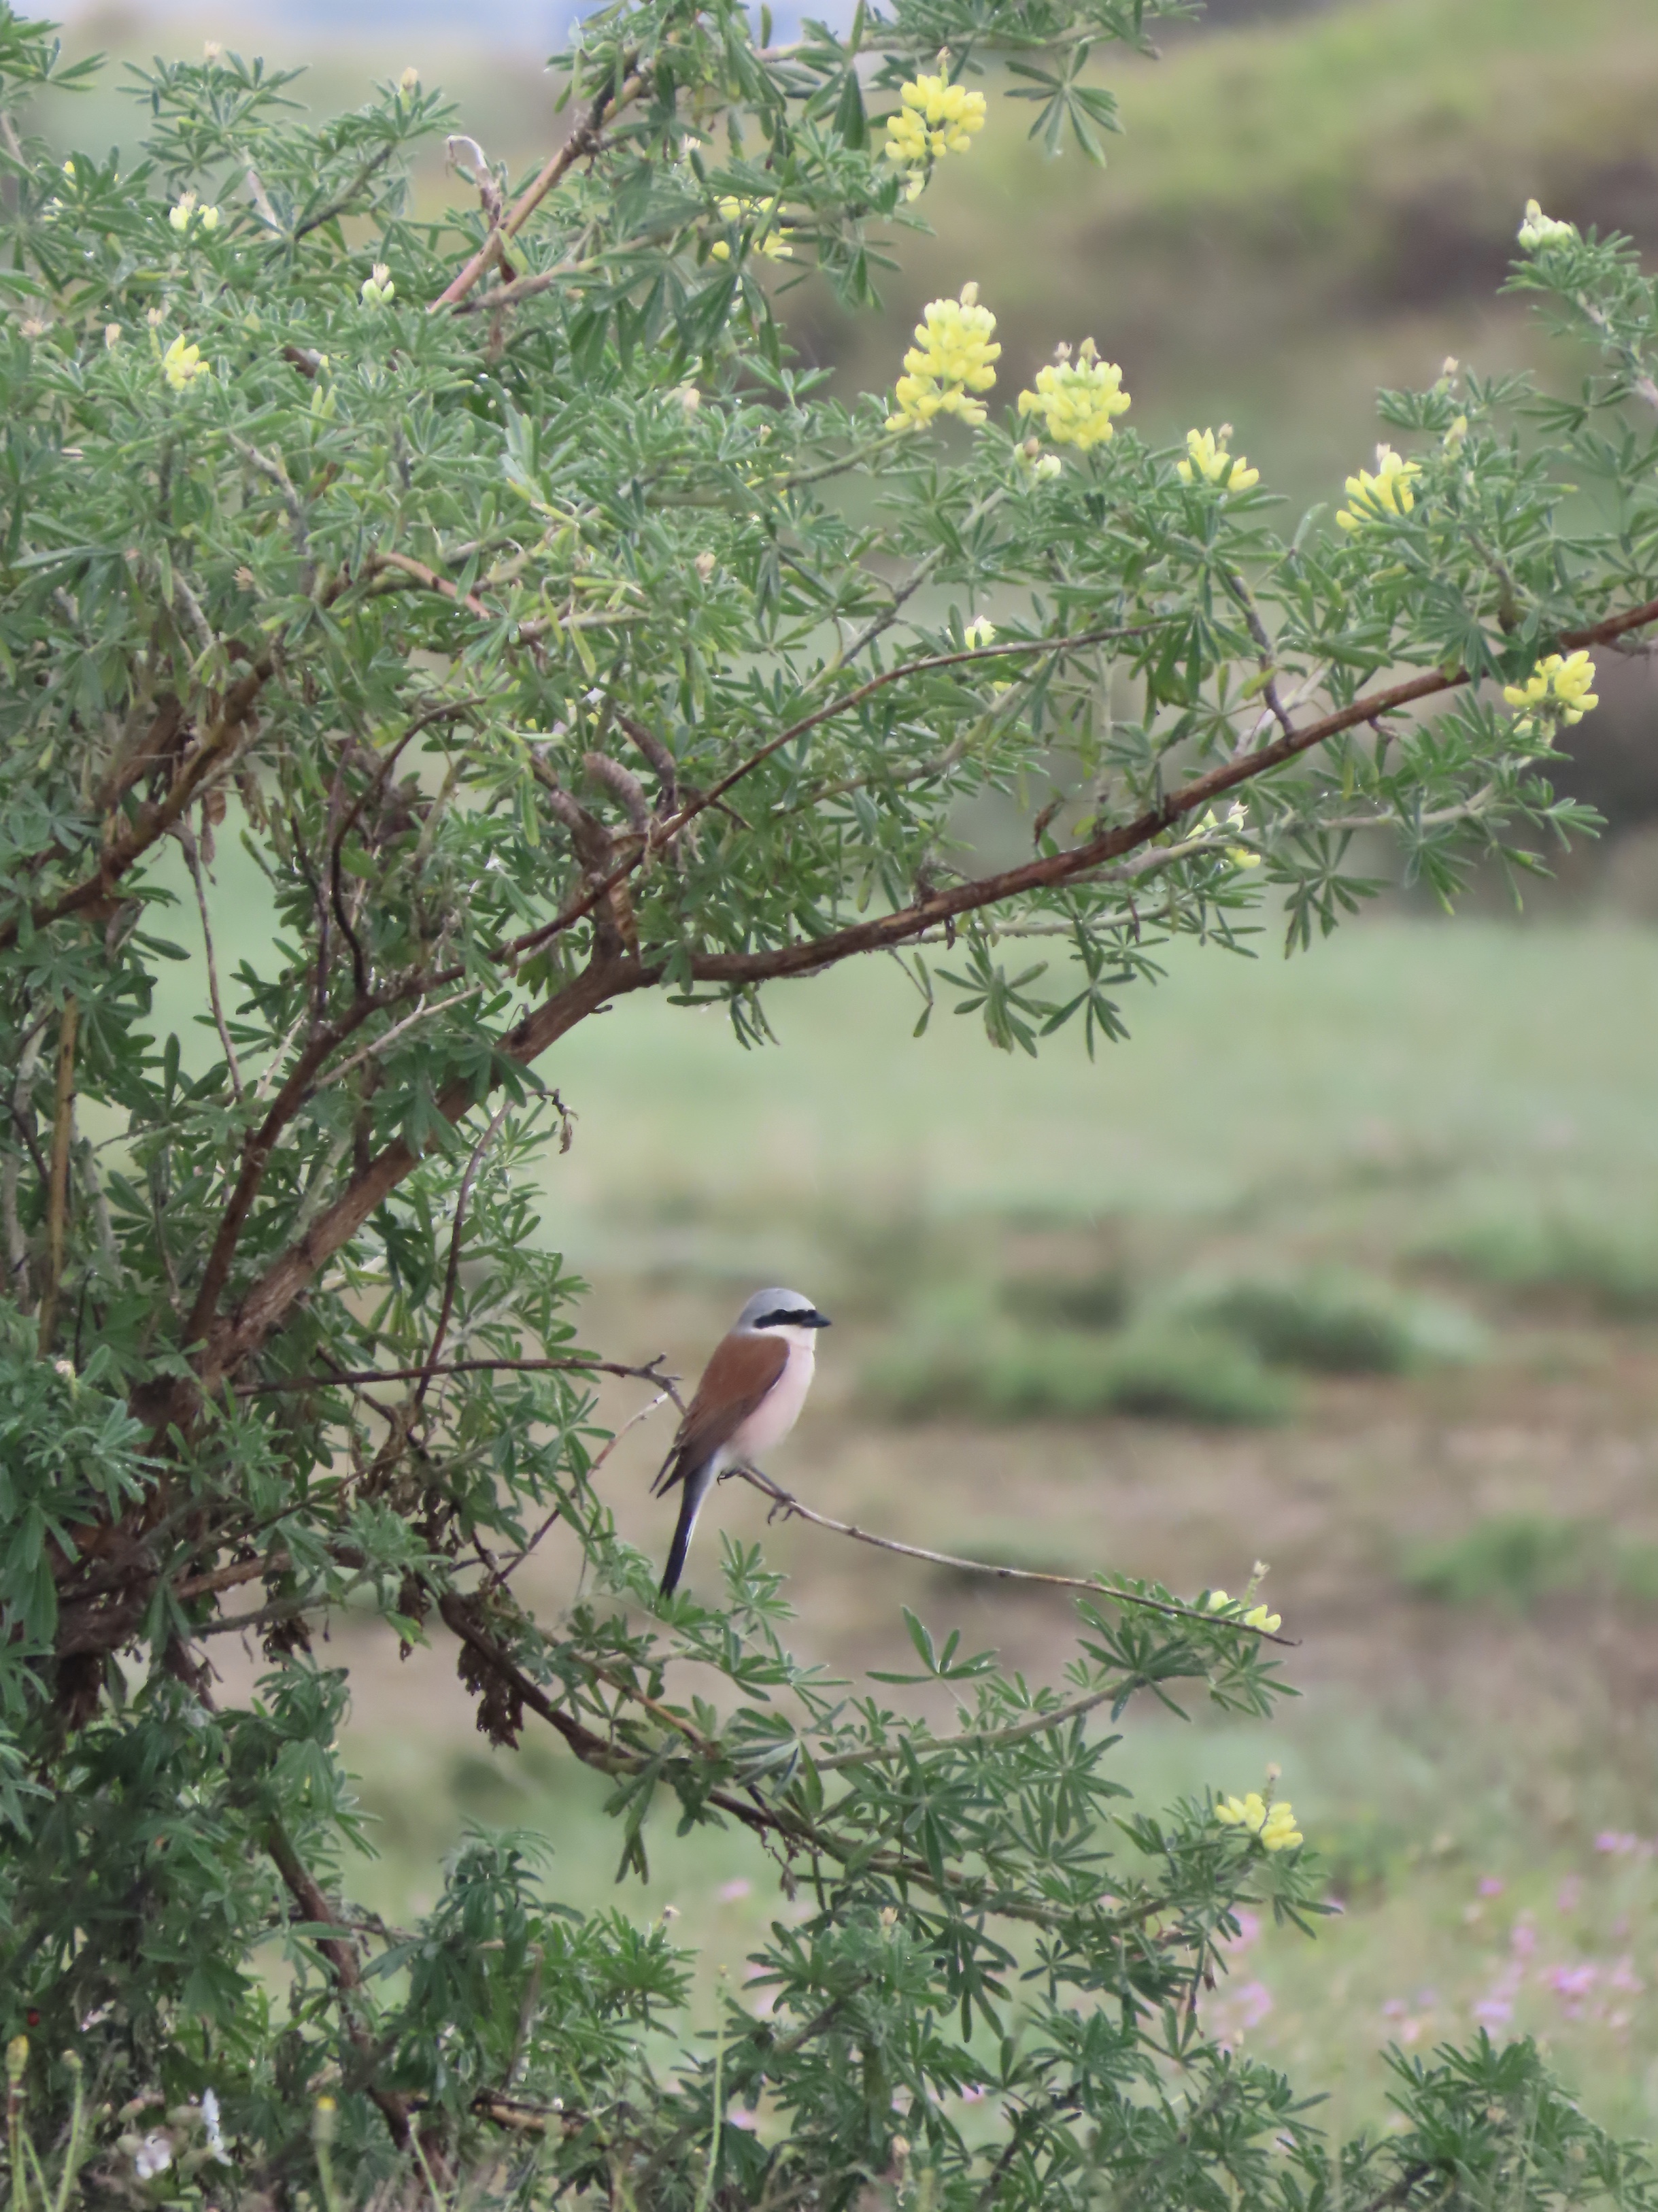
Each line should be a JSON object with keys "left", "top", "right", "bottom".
{"left": 728, "top": 1331, "right": 817, "bottom": 1460}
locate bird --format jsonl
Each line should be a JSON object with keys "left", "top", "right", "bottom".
{"left": 652, "top": 1286, "right": 832, "bottom": 1596}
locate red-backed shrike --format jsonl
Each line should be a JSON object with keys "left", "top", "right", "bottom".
{"left": 653, "top": 1287, "right": 832, "bottom": 1596}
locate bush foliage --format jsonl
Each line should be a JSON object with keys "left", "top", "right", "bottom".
{"left": 4, "top": 0, "right": 1658, "bottom": 2200}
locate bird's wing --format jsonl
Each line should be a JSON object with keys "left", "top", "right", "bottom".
{"left": 652, "top": 1330, "right": 790, "bottom": 1496}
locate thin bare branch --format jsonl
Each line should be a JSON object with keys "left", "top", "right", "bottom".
{"left": 722, "top": 1467, "right": 1295, "bottom": 1645}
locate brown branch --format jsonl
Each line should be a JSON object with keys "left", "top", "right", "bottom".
{"left": 35, "top": 996, "right": 78, "bottom": 1356}
{"left": 188, "top": 590, "right": 1658, "bottom": 1402}
{"left": 674, "top": 588, "right": 1658, "bottom": 990}
{"left": 1356, "top": 2164, "right": 1436, "bottom": 2212}
{"left": 0, "top": 652, "right": 280, "bottom": 955}
{"left": 430, "top": 66, "right": 646, "bottom": 313}
{"left": 180, "top": 822, "right": 243, "bottom": 1099}
{"left": 367, "top": 549, "right": 494, "bottom": 621}
{"left": 194, "top": 958, "right": 622, "bottom": 1393}
{"left": 175, "top": 1552, "right": 288, "bottom": 1602}
{"left": 723, "top": 1468, "right": 1295, "bottom": 1645}
{"left": 182, "top": 996, "right": 388, "bottom": 1351}
{"left": 235, "top": 1352, "right": 675, "bottom": 1394}
{"left": 265, "top": 1817, "right": 411, "bottom": 2147}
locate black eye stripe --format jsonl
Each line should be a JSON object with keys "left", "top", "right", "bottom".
{"left": 756, "top": 1307, "right": 828, "bottom": 1329}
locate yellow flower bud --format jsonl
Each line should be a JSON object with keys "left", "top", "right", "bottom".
{"left": 1176, "top": 425, "right": 1259, "bottom": 492}
{"left": 1336, "top": 444, "right": 1421, "bottom": 531}
{"left": 1017, "top": 337, "right": 1130, "bottom": 452}
{"left": 886, "top": 284, "right": 1000, "bottom": 431}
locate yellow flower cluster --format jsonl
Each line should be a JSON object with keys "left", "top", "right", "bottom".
{"left": 359, "top": 262, "right": 396, "bottom": 307}
{"left": 1177, "top": 425, "right": 1259, "bottom": 493}
{"left": 162, "top": 333, "right": 211, "bottom": 392}
{"left": 1517, "top": 199, "right": 1576, "bottom": 252}
{"left": 1204, "top": 1588, "right": 1280, "bottom": 1630}
{"left": 963, "top": 618, "right": 996, "bottom": 650}
{"left": 1216, "top": 1792, "right": 1302, "bottom": 1851}
{"left": 1503, "top": 650, "right": 1598, "bottom": 734}
{"left": 1017, "top": 339, "right": 1130, "bottom": 453}
{"left": 1336, "top": 444, "right": 1421, "bottom": 532}
{"left": 709, "top": 195, "right": 794, "bottom": 263}
{"left": 885, "top": 73, "right": 987, "bottom": 200}
{"left": 169, "top": 188, "right": 220, "bottom": 235}
{"left": 887, "top": 283, "right": 1000, "bottom": 431}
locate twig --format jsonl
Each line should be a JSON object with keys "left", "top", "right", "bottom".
{"left": 229, "top": 435, "right": 310, "bottom": 586}
{"left": 235, "top": 1352, "right": 677, "bottom": 1394}
{"left": 722, "top": 1468, "right": 1295, "bottom": 1645}
{"left": 1355, "top": 2162, "right": 1436, "bottom": 2212}
{"left": 35, "top": 996, "right": 78, "bottom": 1355}
{"left": 430, "top": 65, "right": 646, "bottom": 312}
{"left": 1217, "top": 565, "right": 1294, "bottom": 741}
{"left": 179, "top": 821, "right": 243, "bottom": 1099}
{"left": 265, "top": 1817, "right": 411, "bottom": 2147}
{"left": 411, "top": 1104, "right": 511, "bottom": 1413}
{"left": 182, "top": 996, "right": 390, "bottom": 1350}
{"left": 290, "top": 141, "right": 397, "bottom": 244}
{"left": 309, "top": 984, "right": 483, "bottom": 1090}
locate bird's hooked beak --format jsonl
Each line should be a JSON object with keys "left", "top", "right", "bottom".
{"left": 802, "top": 1309, "right": 832, "bottom": 1328}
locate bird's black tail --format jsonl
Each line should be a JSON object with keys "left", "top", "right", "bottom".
{"left": 659, "top": 1462, "right": 712, "bottom": 1596}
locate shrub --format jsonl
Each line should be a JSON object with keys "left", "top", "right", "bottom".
{"left": 1184, "top": 1267, "right": 1485, "bottom": 1374}
{"left": 3, "top": 0, "right": 1657, "bottom": 2200}
{"left": 1423, "top": 1214, "right": 1658, "bottom": 1317}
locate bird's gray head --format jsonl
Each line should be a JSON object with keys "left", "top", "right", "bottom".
{"left": 735, "top": 1287, "right": 832, "bottom": 1333}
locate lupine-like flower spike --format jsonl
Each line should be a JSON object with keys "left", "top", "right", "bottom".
{"left": 1177, "top": 425, "right": 1259, "bottom": 492}
{"left": 885, "top": 71, "right": 987, "bottom": 201}
{"left": 1215, "top": 1792, "right": 1303, "bottom": 1850}
{"left": 1336, "top": 443, "right": 1421, "bottom": 531}
{"left": 169, "top": 188, "right": 220, "bottom": 235}
{"left": 887, "top": 283, "right": 1000, "bottom": 430}
{"left": 1017, "top": 338, "right": 1130, "bottom": 452}
{"left": 1503, "top": 651, "right": 1598, "bottom": 737}
{"left": 1517, "top": 199, "right": 1577, "bottom": 251}
{"left": 359, "top": 263, "right": 396, "bottom": 307}
{"left": 162, "top": 333, "right": 211, "bottom": 391}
